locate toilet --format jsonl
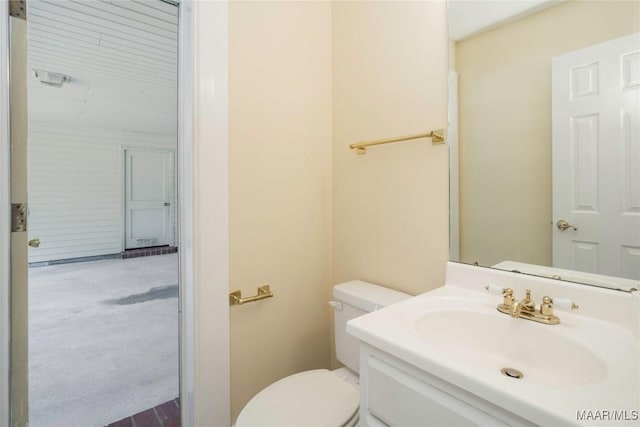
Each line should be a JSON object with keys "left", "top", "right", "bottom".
{"left": 235, "top": 280, "right": 410, "bottom": 427}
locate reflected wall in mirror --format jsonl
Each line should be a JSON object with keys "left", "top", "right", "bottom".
{"left": 448, "top": 0, "right": 640, "bottom": 291}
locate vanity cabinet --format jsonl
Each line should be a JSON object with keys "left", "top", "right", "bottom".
{"left": 358, "top": 344, "right": 535, "bottom": 427}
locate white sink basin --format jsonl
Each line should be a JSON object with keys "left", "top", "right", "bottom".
{"left": 414, "top": 309, "right": 607, "bottom": 386}
{"left": 348, "top": 278, "right": 640, "bottom": 426}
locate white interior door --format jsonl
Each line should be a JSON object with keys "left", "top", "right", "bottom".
{"left": 124, "top": 149, "right": 174, "bottom": 249}
{"left": 552, "top": 32, "right": 640, "bottom": 280}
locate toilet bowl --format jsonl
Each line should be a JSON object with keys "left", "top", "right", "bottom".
{"left": 235, "top": 281, "right": 410, "bottom": 427}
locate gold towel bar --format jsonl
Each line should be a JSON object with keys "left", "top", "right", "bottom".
{"left": 229, "top": 285, "right": 274, "bottom": 306}
{"left": 350, "top": 129, "right": 445, "bottom": 154}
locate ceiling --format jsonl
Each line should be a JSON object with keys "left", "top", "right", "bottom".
{"left": 448, "top": 0, "right": 563, "bottom": 41}
{"left": 27, "top": 0, "right": 178, "bottom": 135}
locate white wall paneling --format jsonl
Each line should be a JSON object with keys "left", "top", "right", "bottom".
{"left": 28, "top": 123, "right": 177, "bottom": 263}
{"left": 27, "top": 0, "right": 178, "bottom": 263}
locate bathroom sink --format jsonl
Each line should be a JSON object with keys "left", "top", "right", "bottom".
{"left": 347, "top": 264, "right": 640, "bottom": 426}
{"left": 413, "top": 310, "right": 606, "bottom": 386}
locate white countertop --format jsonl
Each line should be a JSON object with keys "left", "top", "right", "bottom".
{"left": 347, "top": 263, "right": 640, "bottom": 426}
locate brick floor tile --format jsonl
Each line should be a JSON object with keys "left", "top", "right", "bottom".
{"left": 156, "top": 400, "right": 180, "bottom": 427}
{"left": 106, "top": 416, "right": 134, "bottom": 427}
{"left": 132, "top": 408, "right": 161, "bottom": 427}
{"left": 106, "top": 398, "right": 179, "bottom": 427}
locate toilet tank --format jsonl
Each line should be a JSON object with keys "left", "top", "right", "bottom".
{"left": 331, "top": 281, "right": 410, "bottom": 374}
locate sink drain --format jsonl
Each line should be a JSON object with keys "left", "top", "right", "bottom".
{"left": 501, "top": 367, "right": 524, "bottom": 379}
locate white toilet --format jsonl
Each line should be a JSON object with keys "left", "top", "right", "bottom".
{"left": 235, "top": 280, "right": 410, "bottom": 427}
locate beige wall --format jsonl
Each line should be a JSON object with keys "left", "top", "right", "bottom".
{"left": 228, "top": 1, "right": 333, "bottom": 421}
{"left": 332, "top": 1, "right": 450, "bottom": 297}
{"left": 226, "top": 0, "right": 450, "bottom": 421}
{"left": 456, "top": 0, "right": 640, "bottom": 267}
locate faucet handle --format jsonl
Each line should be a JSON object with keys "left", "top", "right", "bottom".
{"left": 485, "top": 284, "right": 505, "bottom": 295}
{"left": 485, "top": 285, "right": 515, "bottom": 308}
{"left": 502, "top": 288, "right": 514, "bottom": 307}
{"left": 540, "top": 296, "right": 578, "bottom": 317}
{"left": 550, "top": 297, "right": 579, "bottom": 311}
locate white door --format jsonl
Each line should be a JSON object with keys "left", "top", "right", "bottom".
{"left": 124, "top": 149, "right": 174, "bottom": 249}
{"left": 552, "top": 33, "right": 640, "bottom": 280}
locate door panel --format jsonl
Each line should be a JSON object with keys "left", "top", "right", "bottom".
{"left": 10, "top": 12, "right": 29, "bottom": 427}
{"left": 552, "top": 33, "right": 640, "bottom": 279}
{"left": 125, "top": 149, "right": 173, "bottom": 249}
{"left": 0, "top": 3, "right": 9, "bottom": 425}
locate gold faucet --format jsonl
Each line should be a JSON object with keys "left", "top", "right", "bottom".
{"left": 510, "top": 289, "right": 535, "bottom": 318}
{"left": 485, "top": 286, "right": 579, "bottom": 325}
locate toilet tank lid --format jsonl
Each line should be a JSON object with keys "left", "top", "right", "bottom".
{"left": 333, "top": 280, "right": 411, "bottom": 313}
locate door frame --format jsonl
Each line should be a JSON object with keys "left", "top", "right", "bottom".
{"left": 448, "top": 71, "right": 460, "bottom": 261}
{"left": 121, "top": 147, "right": 177, "bottom": 251}
{"left": 187, "top": 1, "right": 231, "bottom": 424}
{"left": 0, "top": 1, "right": 232, "bottom": 426}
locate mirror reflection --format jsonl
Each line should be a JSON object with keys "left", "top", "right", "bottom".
{"left": 448, "top": 0, "right": 640, "bottom": 291}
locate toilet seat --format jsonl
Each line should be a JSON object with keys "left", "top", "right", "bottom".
{"left": 235, "top": 369, "right": 359, "bottom": 427}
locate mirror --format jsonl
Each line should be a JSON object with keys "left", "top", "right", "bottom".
{"left": 448, "top": 0, "right": 640, "bottom": 291}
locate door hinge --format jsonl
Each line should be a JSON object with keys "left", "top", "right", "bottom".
{"left": 9, "top": 0, "right": 27, "bottom": 20}
{"left": 11, "top": 203, "right": 27, "bottom": 232}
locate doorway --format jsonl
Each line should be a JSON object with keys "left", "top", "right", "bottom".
{"left": 17, "top": 0, "right": 181, "bottom": 425}
{"left": 124, "top": 148, "right": 176, "bottom": 251}
{"left": 3, "top": 1, "right": 230, "bottom": 426}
